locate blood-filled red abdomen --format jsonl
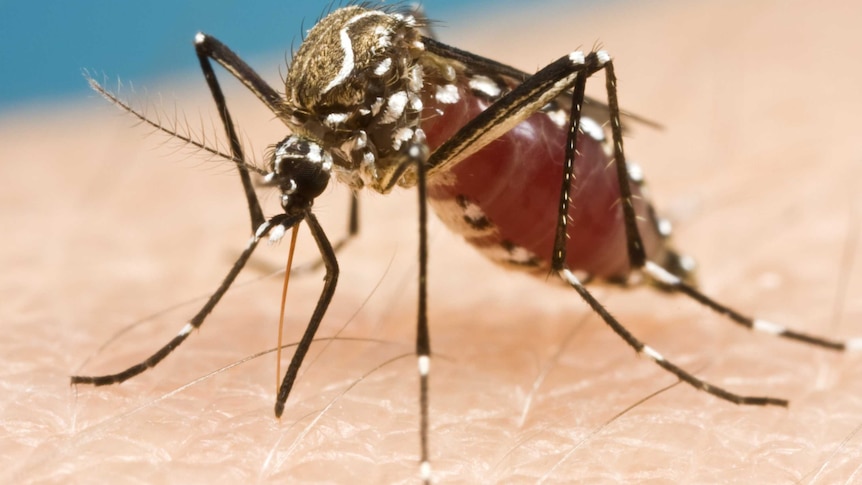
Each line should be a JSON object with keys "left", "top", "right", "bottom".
{"left": 422, "top": 82, "right": 665, "bottom": 281}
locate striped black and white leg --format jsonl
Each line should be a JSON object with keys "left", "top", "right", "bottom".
{"left": 551, "top": 50, "right": 796, "bottom": 407}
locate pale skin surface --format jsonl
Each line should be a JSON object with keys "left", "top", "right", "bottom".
{"left": 3, "top": 0, "right": 862, "bottom": 483}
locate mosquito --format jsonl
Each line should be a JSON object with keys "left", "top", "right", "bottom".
{"left": 72, "top": 4, "right": 861, "bottom": 482}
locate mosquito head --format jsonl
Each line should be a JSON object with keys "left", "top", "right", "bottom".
{"left": 284, "top": 5, "right": 428, "bottom": 193}
{"left": 266, "top": 135, "right": 332, "bottom": 215}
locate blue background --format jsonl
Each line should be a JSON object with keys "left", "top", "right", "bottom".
{"left": 0, "top": 0, "right": 595, "bottom": 111}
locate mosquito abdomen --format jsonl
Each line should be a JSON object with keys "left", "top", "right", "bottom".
{"left": 421, "top": 72, "right": 670, "bottom": 283}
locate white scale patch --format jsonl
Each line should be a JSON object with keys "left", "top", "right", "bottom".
{"left": 378, "top": 91, "right": 408, "bottom": 124}
{"left": 373, "top": 57, "right": 392, "bottom": 76}
{"left": 579, "top": 116, "right": 605, "bottom": 141}
{"left": 178, "top": 322, "right": 194, "bottom": 337}
{"left": 679, "top": 254, "right": 697, "bottom": 273}
{"left": 641, "top": 345, "right": 665, "bottom": 362}
{"left": 392, "top": 127, "right": 414, "bottom": 150}
{"left": 408, "top": 65, "right": 424, "bottom": 92}
{"left": 408, "top": 144, "right": 422, "bottom": 159}
{"left": 752, "top": 319, "right": 786, "bottom": 335}
{"left": 596, "top": 50, "right": 611, "bottom": 64}
{"left": 254, "top": 221, "right": 272, "bottom": 239}
{"left": 462, "top": 200, "right": 486, "bottom": 225}
{"left": 627, "top": 161, "right": 644, "bottom": 183}
{"left": 323, "top": 10, "right": 388, "bottom": 94}
{"left": 545, "top": 109, "right": 567, "bottom": 128}
{"left": 323, "top": 26, "right": 356, "bottom": 94}
{"left": 468, "top": 75, "right": 502, "bottom": 98}
{"left": 508, "top": 246, "right": 535, "bottom": 265}
{"left": 558, "top": 268, "right": 579, "bottom": 286}
{"left": 847, "top": 339, "right": 862, "bottom": 351}
{"left": 392, "top": 13, "right": 417, "bottom": 27}
{"left": 442, "top": 64, "right": 456, "bottom": 82}
{"left": 408, "top": 92, "right": 423, "bottom": 112}
{"left": 435, "top": 84, "right": 460, "bottom": 104}
{"left": 268, "top": 224, "right": 286, "bottom": 244}
{"left": 306, "top": 144, "right": 322, "bottom": 163}
{"left": 324, "top": 112, "right": 348, "bottom": 127}
{"left": 644, "top": 261, "right": 681, "bottom": 286}
{"left": 559, "top": 268, "right": 592, "bottom": 286}
{"left": 320, "top": 153, "right": 333, "bottom": 172}
{"left": 657, "top": 218, "right": 673, "bottom": 237}
{"left": 427, "top": 196, "right": 496, "bottom": 239}
{"left": 541, "top": 110, "right": 604, "bottom": 139}
{"left": 480, "top": 242, "right": 539, "bottom": 267}
{"left": 373, "top": 25, "right": 391, "bottom": 48}
{"left": 418, "top": 355, "right": 430, "bottom": 376}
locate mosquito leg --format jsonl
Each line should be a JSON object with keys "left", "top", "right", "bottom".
{"left": 290, "top": 191, "right": 360, "bottom": 275}
{"left": 418, "top": 45, "right": 795, "bottom": 407}
{"left": 427, "top": 48, "right": 787, "bottom": 406}
{"left": 385, "top": 142, "right": 433, "bottom": 482}
{"left": 599, "top": 58, "right": 647, "bottom": 269}
{"left": 346, "top": 190, "right": 359, "bottom": 245}
{"left": 415, "top": 143, "right": 432, "bottom": 483}
{"left": 643, "top": 262, "right": 862, "bottom": 351}
{"left": 422, "top": 37, "right": 662, "bottom": 133}
{"left": 594, "top": 54, "right": 862, "bottom": 353}
{"left": 195, "top": 33, "right": 356, "bottom": 274}
{"left": 72, "top": 34, "right": 291, "bottom": 388}
{"left": 423, "top": 51, "right": 606, "bottom": 175}
{"left": 547, "top": 53, "right": 644, "bottom": 271}
{"left": 274, "top": 212, "right": 339, "bottom": 417}
{"left": 449, "top": 47, "right": 788, "bottom": 401}
{"left": 195, "top": 34, "right": 274, "bottom": 230}
{"left": 71, "top": 217, "right": 290, "bottom": 386}
{"left": 557, "top": 269, "right": 788, "bottom": 406}
{"left": 193, "top": 33, "right": 283, "bottom": 117}
{"left": 539, "top": 51, "right": 787, "bottom": 406}
{"left": 551, "top": 69, "right": 587, "bottom": 270}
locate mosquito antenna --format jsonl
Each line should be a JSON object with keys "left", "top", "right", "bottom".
{"left": 276, "top": 224, "right": 301, "bottom": 396}
{"left": 85, "top": 73, "right": 268, "bottom": 176}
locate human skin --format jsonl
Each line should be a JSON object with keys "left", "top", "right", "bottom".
{"left": 3, "top": 0, "right": 862, "bottom": 483}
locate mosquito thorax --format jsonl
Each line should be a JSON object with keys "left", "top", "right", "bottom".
{"left": 284, "top": 6, "right": 429, "bottom": 193}
{"left": 266, "top": 135, "right": 332, "bottom": 213}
